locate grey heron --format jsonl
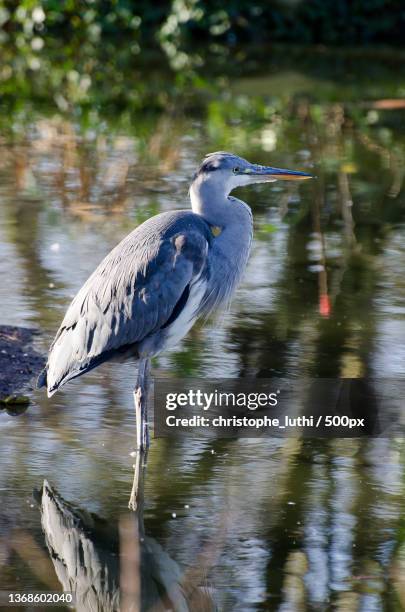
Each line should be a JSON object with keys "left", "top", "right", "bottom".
{"left": 38, "top": 152, "right": 312, "bottom": 450}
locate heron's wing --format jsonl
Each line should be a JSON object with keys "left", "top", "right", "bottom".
{"left": 44, "top": 213, "right": 210, "bottom": 394}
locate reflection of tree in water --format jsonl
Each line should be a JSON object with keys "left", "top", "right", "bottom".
{"left": 227, "top": 101, "right": 405, "bottom": 381}
{"left": 166, "top": 435, "right": 405, "bottom": 609}
{"left": 260, "top": 438, "right": 405, "bottom": 610}
{"left": 0, "top": 114, "right": 189, "bottom": 333}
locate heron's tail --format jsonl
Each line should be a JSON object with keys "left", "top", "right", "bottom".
{"left": 37, "top": 366, "right": 60, "bottom": 397}
{"left": 37, "top": 367, "right": 48, "bottom": 390}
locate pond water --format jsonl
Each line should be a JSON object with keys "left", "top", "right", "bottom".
{"left": 0, "top": 52, "right": 405, "bottom": 611}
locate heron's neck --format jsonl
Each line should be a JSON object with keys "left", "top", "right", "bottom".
{"left": 190, "top": 180, "right": 249, "bottom": 229}
{"left": 190, "top": 179, "right": 253, "bottom": 271}
{"left": 190, "top": 182, "right": 253, "bottom": 312}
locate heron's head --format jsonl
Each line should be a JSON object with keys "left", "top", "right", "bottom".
{"left": 192, "top": 151, "right": 312, "bottom": 196}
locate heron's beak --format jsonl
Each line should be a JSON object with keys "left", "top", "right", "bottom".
{"left": 245, "top": 165, "right": 313, "bottom": 182}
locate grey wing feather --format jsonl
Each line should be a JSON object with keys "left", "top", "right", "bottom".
{"left": 43, "top": 211, "right": 210, "bottom": 395}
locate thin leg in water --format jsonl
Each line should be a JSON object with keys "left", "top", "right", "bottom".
{"left": 128, "top": 449, "right": 145, "bottom": 511}
{"left": 133, "top": 358, "right": 151, "bottom": 451}
{"left": 130, "top": 359, "right": 150, "bottom": 509}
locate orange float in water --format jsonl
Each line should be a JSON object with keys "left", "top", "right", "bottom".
{"left": 319, "top": 294, "right": 331, "bottom": 317}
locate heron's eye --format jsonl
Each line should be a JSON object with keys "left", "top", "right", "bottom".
{"left": 233, "top": 167, "right": 240, "bottom": 174}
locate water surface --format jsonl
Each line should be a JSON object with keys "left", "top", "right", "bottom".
{"left": 0, "top": 54, "right": 405, "bottom": 610}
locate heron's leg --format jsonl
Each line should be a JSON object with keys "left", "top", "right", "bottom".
{"left": 130, "top": 359, "right": 150, "bottom": 509}
{"left": 133, "top": 358, "right": 151, "bottom": 451}
{"left": 128, "top": 449, "right": 144, "bottom": 511}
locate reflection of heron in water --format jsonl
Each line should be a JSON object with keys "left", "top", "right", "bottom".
{"left": 37, "top": 152, "right": 311, "bottom": 452}
{"left": 39, "top": 478, "right": 217, "bottom": 611}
